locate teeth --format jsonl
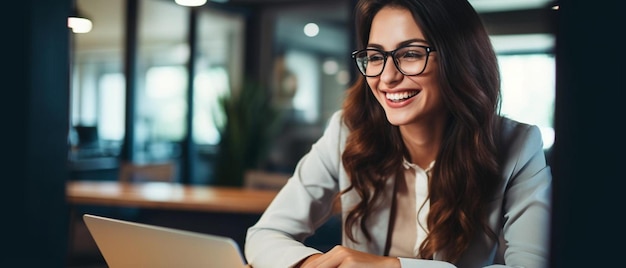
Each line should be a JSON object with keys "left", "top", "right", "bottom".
{"left": 386, "top": 91, "right": 418, "bottom": 101}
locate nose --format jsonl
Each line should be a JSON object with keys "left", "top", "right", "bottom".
{"left": 379, "top": 56, "right": 403, "bottom": 84}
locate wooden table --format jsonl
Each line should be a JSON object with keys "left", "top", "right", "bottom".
{"left": 66, "top": 180, "right": 279, "bottom": 265}
{"left": 66, "top": 180, "right": 279, "bottom": 214}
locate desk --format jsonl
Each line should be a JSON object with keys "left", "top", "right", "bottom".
{"left": 66, "top": 181, "right": 278, "bottom": 266}
{"left": 66, "top": 181, "right": 341, "bottom": 266}
{"left": 66, "top": 180, "right": 279, "bottom": 214}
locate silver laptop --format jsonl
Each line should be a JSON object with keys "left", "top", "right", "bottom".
{"left": 83, "top": 214, "right": 248, "bottom": 268}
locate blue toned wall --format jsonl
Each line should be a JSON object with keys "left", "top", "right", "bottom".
{"left": 5, "top": 1, "right": 71, "bottom": 267}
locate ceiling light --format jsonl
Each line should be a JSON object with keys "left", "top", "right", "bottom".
{"left": 68, "top": 17, "right": 93, "bottom": 33}
{"left": 68, "top": 3, "right": 92, "bottom": 34}
{"left": 175, "top": 0, "right": 207, "bottom": 7}
{"left": 303, "top": 23, "right": 319, "bottom": 37}
{"left": 469, "top": 0, "right": 554, "bottom": 12}
{"left": 323, "top": 59, "right": 339, "bottom": 75}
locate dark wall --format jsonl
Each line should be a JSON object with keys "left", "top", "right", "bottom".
{"left": 481, "top": 8, "right": 554, "bottom": 35}
{"left": 5, "top": 0, "right": 71, "bottom": 267}
{"left": 551, "top": 0, "right": 626, "bottom": 266}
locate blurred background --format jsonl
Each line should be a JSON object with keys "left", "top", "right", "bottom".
{"left": 11, "top": 0, "right": 626, "bottom": 267}
{"left": 68, "top": 0, "right": 557, "bottom": 186}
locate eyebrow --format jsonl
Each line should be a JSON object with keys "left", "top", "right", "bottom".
{"left": 367, "top": 38, "right": 430, "bottom": 49}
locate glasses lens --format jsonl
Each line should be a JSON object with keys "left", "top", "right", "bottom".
{"left": 394, "top": 46, "right": 428, "bottom": 75}
{"left": 354, "top": 50, "right": 385, "bottom": 76}
{"left": 353, "top": 46, "right": 431, "bottom": 77}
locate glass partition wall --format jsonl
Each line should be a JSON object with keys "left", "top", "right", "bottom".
{"left": 136, "top": 0, "right": 189, "bottom": 164}
{"left": 69, "top": 0, "right": 125, "bottom": 178}
{"left": 70, "top": 0, "right": 244, "bottom": 184}
{"left": 255, "top": 1, "right": 352, "bottom": 174}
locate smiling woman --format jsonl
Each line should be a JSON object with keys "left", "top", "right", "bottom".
{"left": 244, "top": 1, "right": 552, "bottom": 268}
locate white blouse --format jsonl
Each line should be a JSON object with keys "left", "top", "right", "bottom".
{"left": 389, "top": 159, "right": 435, "bottom": 257}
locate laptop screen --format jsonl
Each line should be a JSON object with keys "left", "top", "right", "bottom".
{"left": 83, "top": 214, "right": 247, "bottom": 268}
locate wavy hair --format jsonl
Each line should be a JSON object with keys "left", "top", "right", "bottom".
{"left": 341, "top": 0, "right": 502, "bottom": 263}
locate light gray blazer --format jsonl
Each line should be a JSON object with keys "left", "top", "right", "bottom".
{"left": 245, "top": 110, "right": 551, "bottom": 268}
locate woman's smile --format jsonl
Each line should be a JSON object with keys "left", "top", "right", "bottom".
{"left": 385, "top": 90, "right": 420, "bottom": 102}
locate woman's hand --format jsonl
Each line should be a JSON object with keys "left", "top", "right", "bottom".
{"left": 298, "top": 246, "right": 401, "bottom": 268}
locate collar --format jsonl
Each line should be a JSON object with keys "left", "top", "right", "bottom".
{"left": 402, "top": 158, "right": 435, "bottom": 173}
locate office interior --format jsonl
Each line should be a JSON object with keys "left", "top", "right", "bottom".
{"left": 7, "top": 0, "right": 625, "bottom": 267}
{"left": 68, "top": 0, "right": 558, "bottom": 186}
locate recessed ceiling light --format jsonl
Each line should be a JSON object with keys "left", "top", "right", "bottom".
{"left": 469, "top": 0, "right": 554, "bottom": 12}
{"left": 303, "top": 23, "right": 319, "bottom": 37}
{"left": 175, "top": 0, "right": 207, "bottom": 7}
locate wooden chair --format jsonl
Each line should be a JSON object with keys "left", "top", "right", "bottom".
{"left": 118, "top": 161, "right": 178, "bottom": 183}
{"left": 243, "top": 169, "right": 290, "bottom": 190}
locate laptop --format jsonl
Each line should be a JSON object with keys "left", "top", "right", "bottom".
{"left": 83, "top": 214, "right": 248, "bottom": 268}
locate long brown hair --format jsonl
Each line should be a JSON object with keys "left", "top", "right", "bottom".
{"left": 341, "top": 0, "right": 502, "bottom": 263}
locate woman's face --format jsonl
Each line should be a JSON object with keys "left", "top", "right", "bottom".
{"left": 366, "top": 6, "right": 446, "bottom": 127}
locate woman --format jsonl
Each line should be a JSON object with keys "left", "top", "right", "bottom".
{"left": 245, "top": 0, "right": 551, "bottom": 267}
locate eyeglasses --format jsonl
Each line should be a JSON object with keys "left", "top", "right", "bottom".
{"left": 351, "top": 45, "right": 436, "bottom": 77}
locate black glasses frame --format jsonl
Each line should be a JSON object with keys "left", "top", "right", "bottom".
{"left": 351, "top": 45, "right": 436, "bottom": 77}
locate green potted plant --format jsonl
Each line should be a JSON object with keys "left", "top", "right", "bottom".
{"left": 213, "top": 80, "right": 283, "bottom": 187}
